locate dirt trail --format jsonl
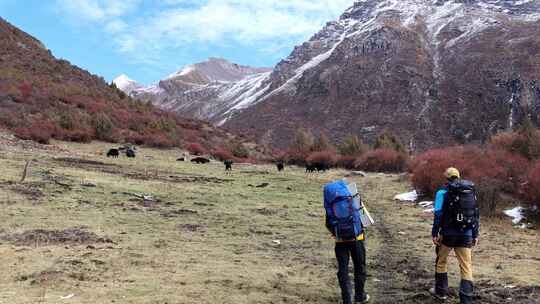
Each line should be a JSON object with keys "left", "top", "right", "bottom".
{"left": 365, "top": 176, "right": 436, "bottom": 304}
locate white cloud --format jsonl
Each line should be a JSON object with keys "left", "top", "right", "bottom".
{"left": 55, "top": 0, "right": 140, "bottom": 21}
{"left": 105, "top": 19, "right": 128, "bottom": 33}
{"left": 55, "top": 0, "right": 354, "bottom": 73}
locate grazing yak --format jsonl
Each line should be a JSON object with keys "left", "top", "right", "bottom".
{"left": 191, "top": 157, "right": 210, "bottom": 164}
{"left": 107, "top": 149, "right": 119, "bottom": 158}
{"left": 224, "top": 160, "right": 233, "bottom": 171}
{"left": 305, "top": 164, "right": 316, "bottom": 173}
{"left": 306, "top": 162, "right": 330, "bottom": 173}
{"left": 176, "top": 157, "right": 185, "bottom": 161}
{"left": 276, "top": 162, "right": 284, "bottom": 172}
{"left": 126, "top": 148, "right": 136, "bottom": 158}
{"left": 314, "top": 162, "right": 330, "bottom": 172}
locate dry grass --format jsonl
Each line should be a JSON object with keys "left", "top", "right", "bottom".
{"left": 0, "top": 134, "right": 538, "bottom": 303}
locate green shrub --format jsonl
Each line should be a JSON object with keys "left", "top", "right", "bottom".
{"left": 312, "top": 133, "right": 333, "bottom": 152}
{"left": 338, "top": 135, "right": 367, "bottom": 156}
{"left": 92, "top": 112, "right": 114, "bottom": 140}
{"left": 374, "top": 130, "right": 406, "bottom": 153}
{"left": 231, "top": 142, "right": 250, "bottom": 158}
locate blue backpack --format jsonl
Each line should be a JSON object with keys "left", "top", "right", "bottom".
{"left": 324, "top": 180, "right": 363, "bottom": 241}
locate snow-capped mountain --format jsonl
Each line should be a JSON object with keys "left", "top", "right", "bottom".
{"left": 112, "top": 74, "right": 142, "bottom": 94}
{"left": 126, "top": 0, "right": 540, "bottom": 149}
{"left": 126, "top": 57, "right": 271, "bottom": 122}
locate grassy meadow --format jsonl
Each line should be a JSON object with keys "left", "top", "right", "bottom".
{"left": 0, "top": 134, "right": 538, "bottom": 303}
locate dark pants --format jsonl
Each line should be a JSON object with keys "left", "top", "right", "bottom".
{"left": 335, "top": 240, "right": 367, "bottom": 304}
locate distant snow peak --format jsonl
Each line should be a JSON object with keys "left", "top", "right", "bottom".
{"left": 164, "top": 57, "right": 271, "bottom": 84}
{"left": 113, "top": 74, "right": 133, "bottom": 86}
{"left": 113, "top": 74, "right": 142, "bottom": 94}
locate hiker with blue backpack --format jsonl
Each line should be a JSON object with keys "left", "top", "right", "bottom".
{"left": 430, "top": 168, "right": 480, "bottom": 304}
{"left": 324, "top": 179, "right": 372, "bottom": 304}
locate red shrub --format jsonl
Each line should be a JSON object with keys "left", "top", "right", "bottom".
{"left": 123, "top": 131, "right": 145, "bottom": 145}
{"left": 490, "top": 132, "right": 517, "bottom": 152}
{"left": 285, "top": 149, "right": 309, "bottom": 166}
{"left": 59, "top": 129, "right": 93, "bottom": 143}
{"left": 14, "top": 127, "right": 50, "bottom": 144}
{"left": 356, "top": 149, "right": 408, "bottom": 173}
{"left": 212, "top": 148, "right": 234, "bottom": 161}
{"left": 111, "top": 109, "right": 131, "bottom": 126}
{"left": 186, "top": 142, "right": 207, "bottom": 155}
{"left": 306, "top": 150, "right": 338, "bottom": 167}
{"left": 336, "top": 155, "right": 357, "bottom": 170}
{"left": 86, "top": 101, "right": 108, "bottom": 115}
{"left": 19, "top": 82, "right": 32, "bottom": 100}
{"left": 13, "top": 119, "right": 56, "bottom": 144}
{"left": 271, "top": 150, "right": 287, "bottom": 162}
{"left": 521, "top": 162, "right": 540, "bottom": 209}
{"left": 411, "top": 146, "right": 478, "bottom": 196}
{"left": 410, "top": 146, "right": 530, "bottom": 197}
{"left": 490, "top": 126, "right": 540, "bottom": 160}
{"left": 478, "top": 149, "right": 529, "bottom": 193}
{"left": 144, "top": 133, "right": 175, "bottom": 148}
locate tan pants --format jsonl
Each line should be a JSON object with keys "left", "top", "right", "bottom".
{"left": 436, "top": 245, "right": 473, "bottom": 281}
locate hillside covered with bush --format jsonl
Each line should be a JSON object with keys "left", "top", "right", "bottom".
{"left": 0, "top": 18, "right": 259, "bottom": 159}
{"left": 283, "top": 123, "right": 540, "bottom": 220}
{"left": 410, "top": 120, "right": 540, "bottom": 217}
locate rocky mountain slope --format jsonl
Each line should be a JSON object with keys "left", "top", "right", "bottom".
{"left": 0, "top": 18, "right": 252, "bottom": 151}
{"left": 127, "top": 58, "right": 271, "bottom": 123}
{"left": 225, "top": 0, "right": 540, "bottom": 149}
{"left": 124, "top": 0, "right": 540, "bottom": 150}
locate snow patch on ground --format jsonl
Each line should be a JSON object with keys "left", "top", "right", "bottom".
{"left": 419, "top": 201, "right": 434, "bottom": 214}
{"left": 262, "top": 31, "right": 349, "bottom": 99}
{"left": 219, "top": 72, "right": 270, "bottom": 105}
{"left": 504, "top": 207, "right": 525, "bottom": 224}
{"left": 418, "top": 201, "right": 433, "bottom": 208}
{"left": 394, "top": 190, "right": 418, "bottom": 202}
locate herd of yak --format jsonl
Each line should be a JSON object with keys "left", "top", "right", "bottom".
{"left": 106, "top": 146, "right": 330, "bottom": 173}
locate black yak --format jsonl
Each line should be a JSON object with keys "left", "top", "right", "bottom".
{"left": 191, "top": 157, "right": 210, "bottom": 164}
{"left": 126, "top": 149, "right": 136, "bottom": 158}
{"left": 107, "top": 149, "right": 119, "bottom": 158}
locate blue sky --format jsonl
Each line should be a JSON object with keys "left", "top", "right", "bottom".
{"left": 1, "top": 0, "right": 353, "bottom": 85}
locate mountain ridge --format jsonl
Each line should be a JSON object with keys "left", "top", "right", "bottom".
{"left": 119, "top": 0, "right": 540, "bottom": 149}
{"left": 125, "top": 57, "right": 272, "bottom": 122}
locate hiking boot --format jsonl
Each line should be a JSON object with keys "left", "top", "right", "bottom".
{"left": 432, "top": 272, "right": 449, "bottom": 300}
{"left": 459, "top": 280, "right": 474, "bottom": 304}
{"left": 429, "top": 287, "right": 448, "bottom": 300}
{"left": 355, "top": 294, "right": 370, "bottom": 303}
